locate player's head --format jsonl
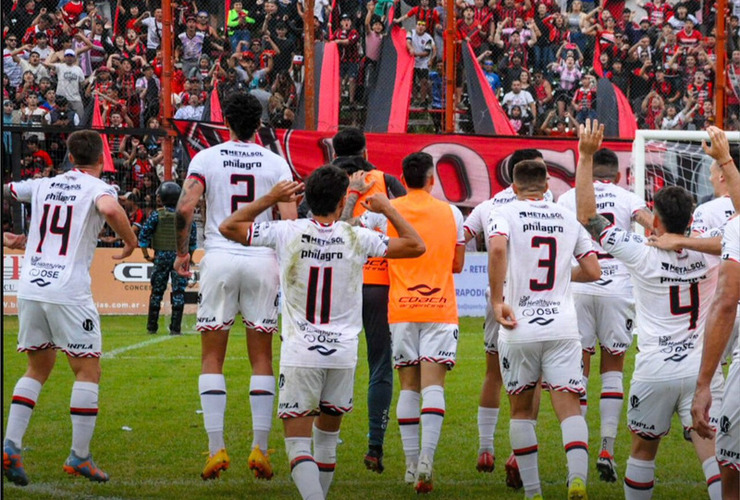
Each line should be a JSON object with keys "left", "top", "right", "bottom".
{"left": 508, "top": 148, "right": 543, "bottom": 180}
{"left": 402, "top": 152, "right": 434, "bottom": 189}
{"left": 305, "top": 165, "right": 350, "bottom": 217}
{"left": 512, "top": 160, "right": 548, "bottom": 194}
{"left": 709, "top": 147, "right": 740, "bottom": 197}
{"left": 67, "top": 130, "right": 103, "bottom": 170}
{"left": 593, "top": 148, "right": 620, "bottom": 182}
{"left": 156, "top": 181, "right": 182, "bottom": 209}
{"left": 332, "top": 127, "right": 366, "bottom": 158}
{"left": 222, "top": 93, "right": 263, "bottom": 141}
{"left": 653, "top": 186, "right": 693, "bottom": 235}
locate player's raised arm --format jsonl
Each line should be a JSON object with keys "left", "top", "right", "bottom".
{"left": 361, "top": 193, "right": 425, "bottom": 258}
{"left": 704, "top": 126, "right": 740, "bottom": 213}
{"left": 97, "top": 194, "right": 138, "bottom": 259}
{"left": 219, "top": 180, "right": 304, "bottom": 243}
{"left": 575, "top": 119, "right": 608, "bottom": 239}
{"left": 647, "top": 232, "right": 722, "bottom": 254}
{"left": 174, "top": 176, "right": 205, "bottom": 276}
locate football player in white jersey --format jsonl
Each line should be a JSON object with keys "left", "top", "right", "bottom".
{"left": 576, "top": 120, "right": 724, "bottom": 500}
{"left": 173, "top": 93, "right": 298, "bottom": 480}
{"left": 3, "top": 130, "right": 138, "bottom": 486}
{"left": 488, "top": 159, "right": 602, "bottom": 500}
{"left": 558, "top": 148, "right": 653, "bottom": 482}
{"left": 219, "top": 165, "right": 425, "bottom": 500}
{"left": 464, "top": 148, "right": 551, "bottom": 486}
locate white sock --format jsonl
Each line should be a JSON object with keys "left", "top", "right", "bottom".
{"left": 702, "top": 457, "right": 722, "bottom": 500}
{"left": 397, "top": 390, "right": 420, "bottom": 465}
{"left": 600, "top": 371, "right": 623, "bottom": 455}
{"left": 420, "top": 385, "right": 445, "bottom": 460}
{"left": 5, "top": 377, "right": 42, "bottom": 449}
{"left": 580, "top": 374, "right": 589, "bottom": 418}
{"left": 70, "top": 381, "right": 99, "bottom": 458}
{"left": 199, "top": 374, "right": 226, "bottom": 455}
{"left": 510, "top": 419, "right": 540, "bottom": 497}
{"left": 624, "top": 457, "right": 655, "bottom": 500}
{"left": 561, "top": 415, "right": 589, "bottom": 485}
{"left": 477, "top": 406, "right": 499, "bottom": 454}
{"left": 286, "top": 437, "right": 323, "bottom": 500}
{"left": 313, "top": 425, "right": 339, "bottom": 498}
{"left": 249, "top": 375, "right": 275, "bottom": 451}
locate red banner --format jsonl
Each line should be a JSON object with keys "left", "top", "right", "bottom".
{"left": 174, "top": 122, "right": 633, "bottom": 207}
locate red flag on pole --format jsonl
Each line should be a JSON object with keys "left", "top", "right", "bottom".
{"left": 92, "top": 94, "right": 116, "bottom": 172}
{"left": 210, "top": 80, "right": 223, "bottom": 123}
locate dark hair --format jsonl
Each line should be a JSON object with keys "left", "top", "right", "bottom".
{"left": 332, "top": 155, "right": 373, "bottom": 175}
{"left": 593, "top": 148, "right": 619, "bottom": 180}
{"left": 305, "top": 165, "right": 349, "bottom": 216}
{"left": 332, "top": 127, "right": 366, "bottom": 157}
{"left": 653, "top": 186, "right": 694, "bottom": 235}
{"left": 223, "top": 93, "right": 263, "bottom": 140}
{"left": 508, "top": 148, "right": 543, "bottom": 179}
{"left": 402, "top": 152, "right": 434, "bottom": 188}
{"left": 512, "top": 160, "right": 547, "bottom": 191}
{"left": 67, "top": 130, "right": 103, "bottom": 167}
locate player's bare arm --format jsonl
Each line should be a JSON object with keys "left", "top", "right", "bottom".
{"left": 97, "top": 194, "right": 138, "bottom": 260}
{"left": 174, "top": 177, "right": 204, "bottom": 277}
{"left": 571, "top": 253, "right": 601, "bottom": 282}
{"left": 219, "top": 180, "right": 304, "bottom": 243}
{"left": 361, "top": 193, "right": 425, "bottom": 258}
{"left": 633, "top": 207, "right": 654, "bottom": 229}
{"left": 452, "top": 244, "right": 465, "bottom": 273}
{"left": 704, "top": 126, "right": 740, "bottom": 212}
{"left": 3, "top": 232, "right": 27, "bottom": 250}
{"left": 691, "top": 259, "right": 740, "bottom": 439}
{"left": 340, "top": 171, "right": 376, "bottom": 226}
{"left": 575, "top": 119, "right": 609, "bottom": 239}
{"left": 647, "top": 233, "right": 722, "bottom": 254}
{"left": 488, "top": 235, "right": 516, "bottom": 328}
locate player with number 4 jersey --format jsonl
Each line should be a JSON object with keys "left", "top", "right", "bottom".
{"left": 576, "top": 120, "right": 725, "bottom": 500}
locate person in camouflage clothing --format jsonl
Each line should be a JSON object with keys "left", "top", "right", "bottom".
{"left": 139, "top": 182, "right": 198, "bottom": 335}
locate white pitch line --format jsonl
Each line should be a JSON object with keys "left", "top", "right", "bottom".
{"left": 102, "top": 335, "right": 176, "bottom": 359}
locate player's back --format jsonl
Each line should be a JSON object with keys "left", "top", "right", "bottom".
{"left": 464, "top": 199, "right": 497, "bottom": 250}
{"left": 12, "top": 170, "right": 116, "bottom": 305}
{"left": 187, "top": 140, "right": 293, "bottom": 254}
{"left": 488, "top": 199, "right": 594, "bottom": 343}
{"left": 598, "top": 225, "right": 720, "bottom": 381}
{"left": 558, "top": 181, "right": 646, "bottom": 296}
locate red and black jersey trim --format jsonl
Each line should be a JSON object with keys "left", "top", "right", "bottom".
{"left": 187, "top": 173, "right": 206, "bottom": 190}
{"left": 290, "top": 455, "right": 315, "bottom": 470}
{"left": 564, "top": 441, "right": 589, "bottom": 452}
{"left": 624, "top": 477, "right": 654, "bottom": 490}
{"left": 70, "top": 407, "right": 99, "bottom": 416}
{"left": 421, "top": 407, "right": 445, "bottom": 417}
{"left": 12, "top": 396, "right": 36, "bottom": 409}
{"left": 513, "top": 445, "right": 538, "bottom": 456}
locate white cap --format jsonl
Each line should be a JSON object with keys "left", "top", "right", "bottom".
{"left": 64, "top": 49, "right": 75, "bottom": 57}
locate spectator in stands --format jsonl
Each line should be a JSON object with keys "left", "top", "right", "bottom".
{"left": 136, "top": 64, "right": 160, "bottom": 124}
{"left": 540, "top": 110, "right": 578, "bottom": 136}
{"left": 250, "top": 75, "right": 272, "bottom": 123}
{"left": 49, "top": 95, "right": 80, "bottom": 126}
{"left": 395, "top": 0, "right": 442, "bottom": 33}
{"left": 174, "top": 92, "right": 204, "bottom": 120}
{"left": 220, "top": 67, "right": 248, "bottom": 99}
{"left": 407, "top": 20, "right": 435, "bottom": 107}
{"left": 42, "top": 49, "right": 86, "bottom": 119}
{"left": 271, "top": 22, "right": 297, "bottom": 74}
{"left": 3, "top": 35, "right": 24, "bottom": 88}
{"left": 137, "top": 9, "right": 164, "bottom": 60}
{"left": 477, "top": 52, "right": 502, "bottom": 95}
{"left": 507, "top": 104, "right": 526, "bottom": 134}
{"left": 333, "top": 14, "right": 361, "bottom": 107}
{"left": 661, "top": 98, "right": 697, "bottom": 130}
{"left": 667, "top": 4, "right": 698, "bottom": 31}
{"left": 501, "top": 79, "right": 536, "bottom": 126}
{"left": 531, "top": 69, "right": 553, "bottom": 115}
{"left": 572, "top": 74, "right": 597, "bottom": 123}
{"left": 25, "top": 135, "right": 52, "bottom": 170}
{"left": 640, "top": 91, "right": 665, "bottom": 129}
{"left": 364, "top": 6, "right": 385, "bottom": 91}
{"left": 271, "top": 70, "right": 296, "bottom": 111}
{"left": 13, "top": 49, "right": 50, "bottom": 82}
{"left": 605, "top": 58, "right": 629, "bottom": 95}
{"left": 728, "top": 49, "right": 740, "bottom": 121}
{"left": 19, "top": 92, "right": 50, "bottom": 140}
{"left": 227, "top": 0, "right": 255, "bottom": 46}
{"left": 178, "top": 15, "right": 206, "bottom": 78}
{"left": 16, "top": 71, "right": 40, "bottom": 105}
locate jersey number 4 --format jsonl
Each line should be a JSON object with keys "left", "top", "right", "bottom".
{"left": 669, "top": 283, "right": 699, "bottom": 330}
{"left": 306, "top": 267, "right": 332, "bottom": 324}
{"left": 230, "top": 174, "right": 255, "bottom": 213}
{"left": 530, "top": 236, "right": 556, "bottom": 291}
{"left": 36, "top": 204, "right": 73, "bottom": 255}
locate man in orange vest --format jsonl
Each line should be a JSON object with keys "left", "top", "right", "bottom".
{"left": 332, "top": 128, "right": 406, "bottom": 473}
{"left": 360, "top": 152, "right": 465, "bottom": 493}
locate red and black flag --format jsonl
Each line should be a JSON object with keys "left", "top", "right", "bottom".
{"left": 364, "top": 20, "right": 414, "bottom": 134}
{"left": 596, "top": 78, "right": 637, "bottom": 139}
{"left": 461, "top": 42, "right": 516, "bottom": 136}
{"left": 294, "top": 42, "right": 340, "bottom": 132}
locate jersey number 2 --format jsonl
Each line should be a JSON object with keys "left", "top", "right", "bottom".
{"left": 530, "top": 236, "right": 557, "bottom": 291}
{"left": 669, "top": 283, "right": 699, "bottom": 330}
{"left": 36, "top": 204, "right": 73, "bottom": 255}
{"left": 230, "top": 174, "right": 255, "bottom": 213}
{"left": 306, "top": 267, "right": 332, "bottom": 324}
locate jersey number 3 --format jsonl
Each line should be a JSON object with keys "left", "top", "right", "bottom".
{"left": 530, "top": 236, "right": 557, "bottom": 291}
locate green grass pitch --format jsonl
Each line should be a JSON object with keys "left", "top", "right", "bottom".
{"left": 3, "top": 315, "right": 712, "bottom": 499}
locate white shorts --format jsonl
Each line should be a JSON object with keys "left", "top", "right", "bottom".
{"left": 277, "top": 366, "right": 355, "bottom": 419}
{"left": 498, "top": 338, "right": 585, "bottom": 395}
{"left": 390, "top": 322, "right": 458, "bottom": 369}
{"left": 196, "top": 251, "right": 280, "bottom": 333}
{"left": 717, "top": 360, "right": 740, "bottom": 471}
{"left": 17, "top": 298, "right": 102, "bottom": 358}
{"left": 574, "top": 293, "right": 634, "bottom": 355}
{"left": 483, "top": 288, "right": 500, "bottom": 355}
{"left": 627, "top": 372, "right": 724, "bottom": 440}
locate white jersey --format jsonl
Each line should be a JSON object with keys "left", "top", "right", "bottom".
{"left": 186, "top": 140, "right": 293, "bottom": 255}
{"left": 558, "top": 181, "right": 647, "bottom": 296}
{"left": 599, "top": 225, "right": 720, "bottom": 381}
{"left": 9, "top": 170, "right": 117, "bottom": 305}
{"left": 247, "top": 219, "right": 389, "bottom": 369}
{"left": 492, "top": 186, "right": 553, "bottom": 206}
{"left": 692, "top": 195, "right": 735, "bottom": 234}
{"left": 487, "top": 199, "right": 594, "bottom": 344}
